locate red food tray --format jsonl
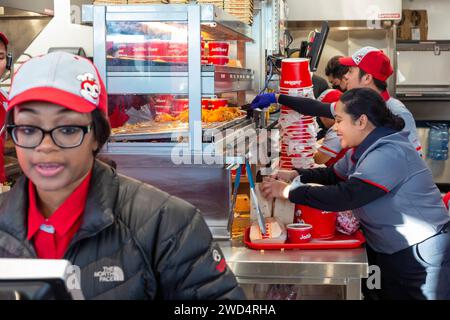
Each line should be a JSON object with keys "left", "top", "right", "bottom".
{"left": 243, "top": 227, "right": 366, "bottom": 250}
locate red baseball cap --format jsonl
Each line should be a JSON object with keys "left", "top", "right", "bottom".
{"left": 317, "top": 89, "right": 342, "bottom": 104}
{"left": 8, "top": 51, "right": 108, "bottom": 115}
{"left": 0, "top": 32, "right": 8, "bottom": 47}
{"left": 339, "top": 47, "right": 393, "bottom": 82}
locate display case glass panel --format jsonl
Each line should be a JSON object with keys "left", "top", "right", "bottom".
{"left": 106, "top": 21, "right": 189, "bottom": 72}
{"left": 108, "top": 94, "right": 246, "bottom": 142}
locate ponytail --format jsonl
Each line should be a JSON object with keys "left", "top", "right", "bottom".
{"left": 340, "top": 88, "right": 405, "bottom": 131}
{"left": 382, "top": 114, "right": 405, "bottom": 131}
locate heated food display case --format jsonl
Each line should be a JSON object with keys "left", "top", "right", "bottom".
{"left": 82, "top": 3, "right": 256, "bottom": 238}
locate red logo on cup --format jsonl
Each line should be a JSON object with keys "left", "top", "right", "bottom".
{"left": 286, "top": 223, "right": 313, "bottom": 243}
{"left": 280, "top": 58, "right": 313, "bottom": 88}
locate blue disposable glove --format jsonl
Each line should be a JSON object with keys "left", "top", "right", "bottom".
{"left": 250, "top": 93, "right": 277, "bottom": 110}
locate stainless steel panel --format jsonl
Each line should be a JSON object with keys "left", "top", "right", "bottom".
{"left": 0, "top": 6, "right": 52, "bottom": 66}
{"left": 200, "top": 4, "right": 252, "bottom": 42}
{"left": 400, "top": 99, "right": 450, "bottom": 121}
{"left": 218, "top": 240, "right": 368, "bottom": 300}
{"left": 101, "top": 153, "right": 232, "bottom": 239}
{"left": 0, "top": 0, "right": 54, "bottom": 15}
{"left": 286, "top": 0, "right": 401, "bottom": 21}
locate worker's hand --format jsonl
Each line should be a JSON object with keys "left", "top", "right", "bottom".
{"left": 261, "top": 177, "right": 291, "bottom": 200}
{"left": 272, "top": 169, "right": 299, "bottom": 182}
{"left": 250, "top": 93, "right": 277, "bottom": 110}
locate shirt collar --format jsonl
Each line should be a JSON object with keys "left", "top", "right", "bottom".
{"left": 351, "top": 127, "right": 397, "bottom": 163}
{"left": 27, "top": 171, "right": 92, "bottom": 240}
{"left": 380, "top": 90, "right": 390, "bottom": 102}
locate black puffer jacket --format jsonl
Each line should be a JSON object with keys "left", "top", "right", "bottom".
{"left": 0, "top": 160, "right": 245, "bottom": 300}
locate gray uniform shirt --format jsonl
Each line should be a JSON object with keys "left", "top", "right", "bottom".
{"left": 319, "top": 127, "right": 342, "bottom": 158}
{"left": 334, "top": 131, "right": 449, "bottom": 254}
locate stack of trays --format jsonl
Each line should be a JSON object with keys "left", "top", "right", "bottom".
{"left": 224, "top": 0, "right": 254, "bottom": 25}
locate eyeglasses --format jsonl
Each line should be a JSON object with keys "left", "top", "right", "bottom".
{"left": 7, "top": 124, "right": 93, "bottom": 149}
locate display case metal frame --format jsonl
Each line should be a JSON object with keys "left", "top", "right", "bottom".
{"left": 83, "top": 3, "right": 254, "bottom": 155}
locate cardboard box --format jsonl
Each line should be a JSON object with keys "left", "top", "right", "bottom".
{"left": 398, "top": 9, "right": 428, "bottom": 41}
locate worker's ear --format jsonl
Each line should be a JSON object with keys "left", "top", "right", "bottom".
{"left": 362, "top": 73, "right": 373, "bottom": 85}
{"left": 357, "top": 114, "right": 369, "bottom": 129}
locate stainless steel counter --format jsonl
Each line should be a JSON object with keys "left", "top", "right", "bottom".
{"left": 217, "top": 240, "right": 369, "bottom": 300}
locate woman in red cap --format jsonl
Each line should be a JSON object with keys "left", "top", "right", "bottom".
{"left": 0, "top": 51, "right": 244, "bottom": 300}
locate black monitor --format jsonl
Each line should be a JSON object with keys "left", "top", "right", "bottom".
{"left": 306, "top": 21, "right": 329, "bottom": 72}
{"left": 0, "top": 259, "right": 84, "bottom": 300}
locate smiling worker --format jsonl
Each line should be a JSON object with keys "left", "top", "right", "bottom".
{"left": 261, "top": 88, "right": 450, "bottom": 300}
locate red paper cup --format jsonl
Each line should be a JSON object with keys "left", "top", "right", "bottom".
{"left": 208, "top": 56, "right": 229, "bottom": 65}
{"left": 173, "top": 98, "right": 189, "bottom": 112}
{"left": 209, "top": 98, "right": 228, "bottom": 110}
{"left": 154, "top": 105, "right": 172, "bottom": 115}
{"left": 296, "top": 205, "right": 337, "bottom": 239}
{"left": 146, "top": 40, "right": 168, "bottom": 56}
{"left": 286, "top": 223, "right": 313, "bottom": 243}
{"left": 154, "top": 94, "right": 174, "bottom": 106}
{"left": 280, "top": 58, "right": 313, "bottom": 88}
{"left": 208, "top": 41, "right": 229, "bottom": 56}
{"left": 202, "top": 99, "right": 210, "bottom": 109}
{"left": 167, "top": 41, "right": 188, "bottom": 56}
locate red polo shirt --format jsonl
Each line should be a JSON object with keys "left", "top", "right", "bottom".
{"left": 27, "top": 171, "right": 92, "bottom": 259}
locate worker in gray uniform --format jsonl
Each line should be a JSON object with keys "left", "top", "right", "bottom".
{"left": 251, "top": 47, "right": 422, "bottom": 154}
{"left": 261, "top": 88, "right": 450, "bottom": 300}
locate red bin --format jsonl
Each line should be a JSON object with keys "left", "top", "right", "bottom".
{"left": 295, "top": 205, "right": 337, "bottom": 239}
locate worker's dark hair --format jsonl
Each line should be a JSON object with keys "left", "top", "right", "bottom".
{"left": 358, "top": 69, "right": 388, "bottom": 92}
{"left": 6, "top": 108, "right": 111, "bottom": 156}
{"left": 91, "top": 109, "right": 111, "bottom": 155}
{"left": 340, "top": 88, "right": 404, "bottom": 131}
{"left": 325, "top": 56, "right": 349, "bottom": 79}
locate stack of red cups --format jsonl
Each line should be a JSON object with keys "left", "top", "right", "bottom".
{"left": 278, "top": 58, "right": 318, "bottom": 170}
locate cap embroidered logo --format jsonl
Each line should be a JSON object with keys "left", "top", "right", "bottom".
{"left": 77, "top": 73, "right": 100, "bottom": 104}
{"left": 351, "top": 46, "right": 379, "bottom": 65}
